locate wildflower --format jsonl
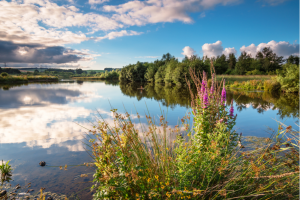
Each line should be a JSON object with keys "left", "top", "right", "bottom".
{"left": 155, "top": 175, "right": 159, "bottom": 180}
{"left": 166, "top": 192, "right": 171, "bottom": 197}
{"left": 165, "top": 181, "right": 169, "bottom": 186}
{"left": 221, "top": 80, "right": 226, "bottom": 105}
{"left": 203, "top": 91, "right": 208, "bottom": 109}
{"left": 229, "top": 100, "right": 234, "bottom": 117}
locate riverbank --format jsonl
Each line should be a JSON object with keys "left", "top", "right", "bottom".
{"left": 0, "top": 75, "right": 58, "bottom": 83}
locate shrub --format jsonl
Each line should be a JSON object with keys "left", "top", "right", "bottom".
{"left": 1, "top": 72, "right": 8, "bottom": 77}
{"left": 276, "top": 63, "right": 299, "bottom": 93}
{"left": 264, "top": 80, "right": 281, "bottom": 93}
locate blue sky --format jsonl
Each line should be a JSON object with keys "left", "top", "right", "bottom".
{"left": 0, "top": 0, "right": 299, "bottom": 69}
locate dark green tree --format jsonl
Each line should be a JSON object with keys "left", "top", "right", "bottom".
{"left": 286, "top": 55, "right": 299, "bottom": 65}
{"left": 214, "top": 54, "right": 228, "bottom": 74}
{"left": 76, "top": 68, "right": 83, "bottom": 74}
{"left": 228, "top": 53, "right": 237, "bottom": 70}
{"left": 256, "top": 47, "right": 283, "bottom": 72}
{"left": 235, "top": 52, "right": 252, "bottom": 75}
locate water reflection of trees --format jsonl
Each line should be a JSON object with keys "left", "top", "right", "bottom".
{"left": 119, "top": 81, "right": 191, "bottom": 109}
{"left": 227, "top": 89, "right": 299, "bottom": 119}
{"left": 119, "top": 83, "right": 298, "bottom": 119}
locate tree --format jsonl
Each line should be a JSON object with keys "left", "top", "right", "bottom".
{"left": 286, "top": 55, "right": 299, "bottom": 65}
{"left": 256, "top": 47, "right": 283, "bottom": 72}
{"left": 76, "top": 68, "right": 83, "bottom": 74}
{"left": 89, "top": 71, "right": 96, "bottom": 75}
{"left": 154, "top": 66, "right": 166, "bottom": 83}
{"left": 214, "top": 54, "right": 228, "bottom": 74}
{"left": 34, "top": 69, "right": 39, "bottom": 75}
{"left": 235, "top": 52, "right": 252, "bottom": 75}
{"left": 228, "top": 53, "right": 237, "bottom": 70}
{"left": 144, "top": 64, "right": 158, "bottom": 82}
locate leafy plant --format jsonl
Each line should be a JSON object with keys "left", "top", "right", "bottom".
{"left": 0, "top": 160, "right": 12, "bottom": 185}
{"left": 276, "top": 63, "right": 299, "bottom": 93}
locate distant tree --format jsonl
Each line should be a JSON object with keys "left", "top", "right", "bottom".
{"left": 286, "top": 55, "right": 299, "bottom": 65}
{"left": 144, "top": 64, "right": 158, "bottom": 82}
{"left": 256, "top": 47, "right": 283, "bottom": 72}
{"left": 228, "top": 53, "right": 237, "bottom": 70}
{"left": 34, "top": 69, "right": 39, "bottom": 75}
{"left": 89, "top": 71, "right": 96, "bottom": 75}
{"left": 235, "top": 52, "right": 252, "bottom": 75}
{"left": 214, "top": 54, "right": 228, "bottom": 74}
{"left": 76, "top": 68, "right": 83, "bottom": 74}
{"left": 154, "top": 66, "right": 166, "bottom": 83}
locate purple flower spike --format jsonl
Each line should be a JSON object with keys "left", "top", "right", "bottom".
{"left": 203, "top": 91, "right": 209, "bottom": 108}
{"left": 229, "top": 101, "right": 234, "bottom": 117}
{"left": 201, "top": 79, "right": 206, "bottom": 93}
{"left": 221, "top": 80, "right": 226, "bottom": 105}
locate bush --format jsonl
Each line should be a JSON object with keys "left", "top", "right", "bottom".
{"left": 246, "top": 69, "right": 264, "bottom": 75}
{"left": 276, "top": 63, "right": 299, "bottom": 93}
{"left": 1, "top": 72, "right": 8, "bottom": 77}
{"left": 264, "top": 80, "right": 281, "bottom": 93}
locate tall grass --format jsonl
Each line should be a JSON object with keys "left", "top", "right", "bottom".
{"left": 88, "top": 61, "right": 299, "bottom": 199}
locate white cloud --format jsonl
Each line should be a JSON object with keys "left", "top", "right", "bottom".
{"left": 181, "top": 46, "right": 196, "bottom": 58}
{"left": 240, "top": 40, "right": 299, "bottom": 58}
{"left": 240, "top": 43, "right": 257, "bottom": 57}
{"left": 222, "top": 47, "right": 237, "bottom": 56}
{"left": 89, "top": 0, "right": 109, "bottom": 4}
{"left": 202, "top": 41, "right": 223, "bottom": 58}
{"left": 104, "top": 0, "right": 241, "bottom": 26}
{"left": 0, "top": 0, "right": 121, "bottom": 46}
{"left": 260, "top": 0, "right": 291, "bottom": 6}
{"left": 95, "top": 30, "right": 143, "bottom": 41}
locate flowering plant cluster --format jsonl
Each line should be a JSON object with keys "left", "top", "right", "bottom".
{"left": 88, "top": 61, "right": 299, "bottom": 199}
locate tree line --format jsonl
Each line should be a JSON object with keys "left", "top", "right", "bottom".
{"left": 119, "top": 48, "right": 299, "bottom": 85}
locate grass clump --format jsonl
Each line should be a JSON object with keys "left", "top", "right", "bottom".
{"left": 88, "top": 61, "right": 299, "bottom": 199}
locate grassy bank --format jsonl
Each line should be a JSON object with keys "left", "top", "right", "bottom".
{"left": 88, "top": 63, "right": 299, "bottom": 199}
{"left": 216, "top": 74, "right": 273, "bottom": 83}
{"left": 0, "top": 75, "right": 58, "bottom": 83}
{"left": 217, "top": 63, "right": 299, "bottom": 93}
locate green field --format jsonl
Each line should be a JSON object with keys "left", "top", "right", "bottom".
{"left": 216, "top": 74, "right": 274, "bottom": 83}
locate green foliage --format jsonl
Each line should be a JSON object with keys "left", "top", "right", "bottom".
{"left": 246, "top": 69, "right": 265, "bottom": 75}
{"left": 1, "top": 72, "right": 8, "bottom": 77}
{"left": 0, "top": 160, "right": 12, "bottom": 185}
{"left": 214, "top": 54, "right": 228, "bottom": 74}
{"left": 235, "top": 52, "right": 253, "bottom": 75}
{"left": 286, "top": 55, "right": 299, "bottom": 65}
{"left": 263, "top": 80, "right": 281, "bottom": 93}
{"left": 89, "top": 64, "right": 299, "bottom": 199}
{"left": 276, "top": 63, "right": 299, "bottom": 93}
{"left": 256, "top": 47, "right": 284, "bottom": 72}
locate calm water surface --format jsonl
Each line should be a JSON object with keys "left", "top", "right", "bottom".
{"left": 0, "top": 81, "right": 298, "bottom": 199}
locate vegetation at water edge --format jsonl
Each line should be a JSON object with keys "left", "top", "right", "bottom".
{"left": 88, "top": 62, "right": 299, "bottom": 199}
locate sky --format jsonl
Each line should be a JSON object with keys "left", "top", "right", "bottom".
{"left": 0, "top": 0, "right": 299, "bottom": 69}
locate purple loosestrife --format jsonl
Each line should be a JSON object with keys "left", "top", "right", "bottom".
{"left": 230, "top": 100, "right": 234, "bottom": 117}
{"left": 221, "top": 80, "right": 226, "bottom": 106}
{"left": 203, "top": 91, "right": 208, "bottom": 109}
{"left": 210, "top": 73, "right": 215, "bottom": 95}
{"left": 201, "top": 79, "right": 206, "bottom": 94}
